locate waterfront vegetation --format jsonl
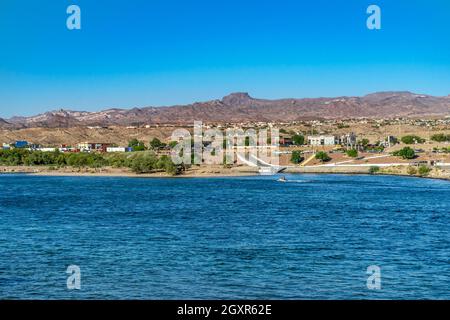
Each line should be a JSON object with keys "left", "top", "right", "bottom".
{"left": 404, "top": 165, "right": 432, "bottom": 177}
{"left": 407, "top": 166, "right": 418, "bottom": 175}
{"left": 0, "top": 149, "right": 182, "bottom": 175}
{"left": 369, "top": 166, "right": 380, "bottom": 174}
{"left": 418, "top": 165, "right": 432, "bottom": 176}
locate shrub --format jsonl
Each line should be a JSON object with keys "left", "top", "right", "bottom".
{"left": 315, "top": 151, "right": 331, "bottom": 162}
{"left": 130, "top": 152, "right": 158, "bottom": 173}
{"left": 337, "top": 123, "right": 350, "bottom": 129}
{"left": 346, "top": 149, "right": 358, "bottom": 158}
{"left": 407, "top": 166, "right": 418, "bottom": 175}
{"left": 401, "top": 135, "right": 425, "bottom": 144}
{"left": 393, "top": 147, "right": 416, "bottom": 159}
{"left": 359, "top": 139, "right": 369, "bottom": 147}
{"left": 418, "top": 165, "right": 431, "bottom": 176}
{"left": 128, "top": 139, "right": 146, "bottom": 151}
{"left": 430, "top": 134, "right": 450, "bottom": 142}
{"left": 150, "top": 138, "right": 166, "bottom": 150}
{"left": 369, "top": 166, "right": 380, "bottom": 174}
{"left": 290, "top": 150, "right": 304, "bottom": 164}
{"left": 292, "top": 134, "right": 305, "bottom": 146}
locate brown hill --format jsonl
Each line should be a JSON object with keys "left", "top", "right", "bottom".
{"left": 5, "top": 91, "right": 450, "bottom": 128}
{"left": 0, "top": 117, "right": 15, "bottom": 129}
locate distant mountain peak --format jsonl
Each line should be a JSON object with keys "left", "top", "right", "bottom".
{"left": 222, "top": 92, "right": 254, "bottom": 105}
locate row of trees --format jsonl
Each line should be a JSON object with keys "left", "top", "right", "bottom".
{"left": 290, "top": 151, "right": 331, "bottom": 164}
{"left": 401, "top": 135, "right": 425, "bottom": 144}
{"left": 400, "top": 133, "right": 450, "bottom": 144}
{"left": 128, "top": 138, "right": 171, "bottom": 151}
{"left": 289, "top": 146, "right": 417, "bottom": 165}
{"left": 430, "top": 134, "right": 450, "bottom": 142}
{"left": 0, "top": 149, "right": 181, "bottom": 175}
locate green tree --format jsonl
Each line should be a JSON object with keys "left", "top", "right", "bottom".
{"left": 290, "top": 150, "right": 304, "bottom": 164}
{"left": 393, "top": 147, "right": 416, "bottom": 159}
{"left": 150, "top": 137, "right": 166, "bottom": 150}
{"left": 128, "top": 139, "right": 146, "bottom": 151}
{"left": 430, "top": 134, "right": 450, "bottom": 142}
{"left": 158, "top": 155, "right": 180, "bottom": 175}
{"left": 315, "top": 151, "right": 331, "bottom": 162}
{"left": 292, "top": 134, "right": 305, "bottom": 146}
{"left": 360, "top": 138, "right": 370, "bottom": 147}
{"left": 401, "top": 135, "right": 425, "bottom": 144}
{"left": 346, "top": 149, "right": 358, "bottom": 157}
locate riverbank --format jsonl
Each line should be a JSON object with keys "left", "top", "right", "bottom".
{"left": 0, "top": 165, "right": 259, "bottom": 178}
{"left": 285, "top": 165, "right": 450, "bottom": 181}
{"left": 1, "top": 164, "right": 450, "bottom": 181}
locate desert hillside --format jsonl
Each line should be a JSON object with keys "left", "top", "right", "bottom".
{"left": 1, "top": 91, "right": 449, "bottom": 129}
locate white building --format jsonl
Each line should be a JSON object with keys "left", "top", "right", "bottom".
{"left": 106, "top": 147, "right": 127, "bottom": 153}
{"left": 36, "top": 147, "right": 58, "bottom": 152}
{"left": 307, "top": 135, "right": 338, "bottom": 146}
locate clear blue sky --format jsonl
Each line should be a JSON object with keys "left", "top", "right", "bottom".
{"left": 0, "top": 0, "right": 449, "bottom": 117}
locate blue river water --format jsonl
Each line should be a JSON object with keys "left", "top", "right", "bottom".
{"left": 0, "top": 173, "right": 449, "bottom": 299}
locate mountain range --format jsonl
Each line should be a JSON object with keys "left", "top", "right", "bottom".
{"left": 1, "top": 91, "right": 450, "bottom": 129}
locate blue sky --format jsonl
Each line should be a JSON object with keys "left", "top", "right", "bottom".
{"left": 0, "top": 0, "right": 449, "bottom": 118}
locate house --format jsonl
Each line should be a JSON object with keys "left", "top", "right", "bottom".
{"left": 2, "top": 143, "right": 11, "bottom": 150}
{"left": 77, "top": 142, "right": 112, "bottom": 152}
{"left": 14, "top": 140, "right": 28, "bottom": 148}
{"left": 106, "top": 147, "right": 132, "bottom": 153}
{"left": 307, "top": 135, "right": 338, "bottom": 146}
{"left": 279, "top": 136, "right": 293, "bottom": 146}
{"left": 37, "top": 147, "right": 58, "bottom": 152}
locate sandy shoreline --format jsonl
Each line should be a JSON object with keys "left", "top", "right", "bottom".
{"left": 0, "top": 165, "right": 259, "bottom": 178}
{"left": 1, "top": 165, "right": 449, "bottom": 181}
